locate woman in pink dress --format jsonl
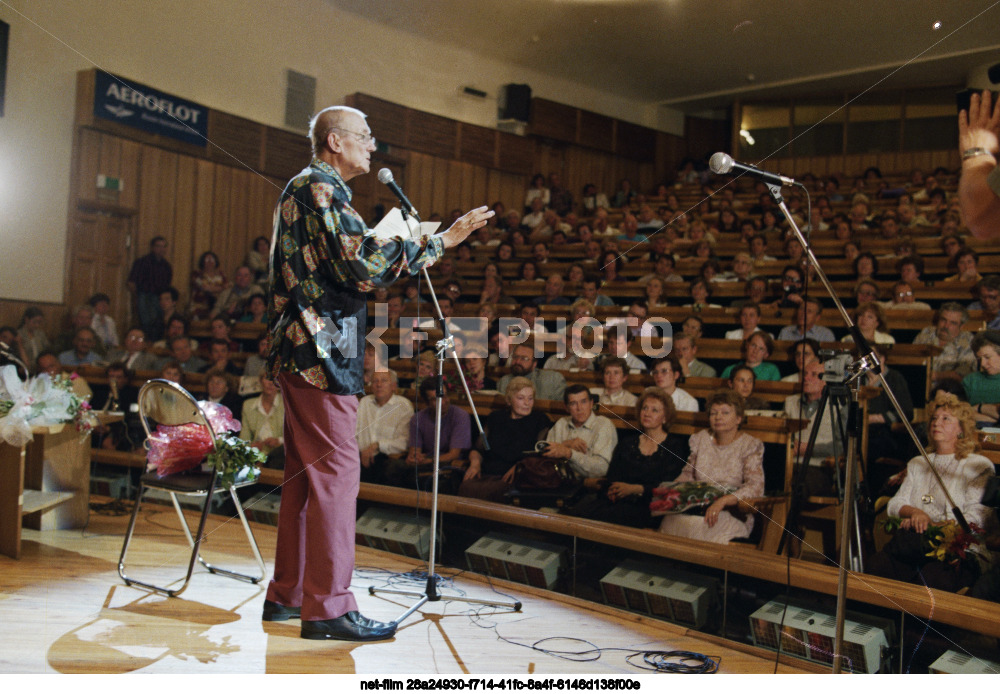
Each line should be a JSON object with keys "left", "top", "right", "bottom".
{"left": 658, "top": 390, "right": 765, "bottom": 543}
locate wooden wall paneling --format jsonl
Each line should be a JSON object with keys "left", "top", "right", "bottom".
{"left": 615, "top": 120, "right": 657, "bottom": 163}
{"left": 577, "top": 110, "right": 614, "bottom": 152}
{"left": 263, "top": 127, "right": 312, "bottom": 182}
{"left": 136, "top": 146, "right": 179, "bottom": 253}
{"left": 207, "top": 111, "right": 264, "bottom": 174}
{"left": 193, "top": 158, "right": 217, "bottom": 264}
{"left": 171, "top": 153, "right": 199, "bottom": 306}
{"left": 530, "top": 99, "right": 577, "bottom": 142}
{"left": 347, "top": 94, "right": 409, "bottom": 148}
{"left": 408, "top": 110, "right": 458, "bottom": 159}
{"left": 496, "top": 131, "right": 534, "bottom": 176}
{"left": 117, "top": 138, "right": 142, "bottom": 210}
{"left": 408, "top": 151, "right": 435, "bottom": 217}
{"left": 457, "top": 123, "right": 497, "bottom": 170}
{"left": 430, "top": 156, "right": 454, "bottom": 216}
{"left": 227, "top": 167, "right": 255, "bottom": 273}
{"left": 469, "top": 164, "right": 489, "bottom": 209}
{"left": 211, "top": 164, "right": 238, "bottom": 274}
{"left": 97, "top": 133, "right": 123, "bottom": 198}
{"left": 76, "top": 129, "right": 103, "bottom": 203}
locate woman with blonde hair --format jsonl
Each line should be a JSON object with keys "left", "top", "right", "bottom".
{"left": 868, "top": 392, "right": 996, "bottom": 591}
{"left": 458, "top": 376, "right": 550, "bottom": 502}
{"left": 657, "top": 390, "right": 765, "bottom": 543}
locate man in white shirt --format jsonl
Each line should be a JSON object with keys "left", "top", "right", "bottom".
{"left": 649, "top": 356, "right": 699, "bottom": 412}
{"left": 542, "top": 385, "right": 618, "bottom": 479}
{"left": 356, "top": 369, "right": 414, "bottom": 483}
{"left": 591, "top": 357, "right": 638, "bottom": 408}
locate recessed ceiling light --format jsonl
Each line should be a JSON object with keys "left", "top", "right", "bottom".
{"left": 933, "top": 21, "right": 943, "bottom": 30}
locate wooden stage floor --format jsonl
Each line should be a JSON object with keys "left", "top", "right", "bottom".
{"left": 0, "top": 502, "right": 818, "bottom": 675}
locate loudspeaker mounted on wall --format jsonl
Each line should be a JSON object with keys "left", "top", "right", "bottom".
{"left": 498, "top": 83, "right": 531, "bottom": 123}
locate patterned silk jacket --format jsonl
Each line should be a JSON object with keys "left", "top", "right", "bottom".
{"left": 266, "top": 158, "right": 442, "bottom": 395}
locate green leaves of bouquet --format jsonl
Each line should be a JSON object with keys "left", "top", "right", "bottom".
{"left": 205, "top": 434, "right": 265, "bottom": 488}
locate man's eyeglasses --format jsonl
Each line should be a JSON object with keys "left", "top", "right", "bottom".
{"left": 330, "top": 127, "right": 376, "bottom": 148}
{"left": 896, "top": 291, "right": 914, "bottom": 298}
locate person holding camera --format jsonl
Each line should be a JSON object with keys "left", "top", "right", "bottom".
{"left": 783, "top": 359, "right": 845, "bottom": 496}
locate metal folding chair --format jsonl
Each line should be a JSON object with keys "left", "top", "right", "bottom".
{"left": 118, "top": 379, "right": 266, "bottom": 597}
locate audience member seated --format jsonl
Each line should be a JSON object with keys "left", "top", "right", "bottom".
{"left": 945, "top": 247, "right": 982, "bottom": 283}
{"left": 853, "top": 280, "right": 881, "bottom": 309}
{"left": 970, "top": 275, "right": 1000, "bottom": 329}
{"left": 0, "top": 325, "right": 30, "bottom": 374}
{"left": 673, "top": 334, "right": 717, "bottom": 378}
{"left": 36, "top": 351, "right": 92, "bottom": 400}
{"left": 395, "top": 378, "right": 472, "bottom": 489}
{"left": 57, "top": 327, "right": 102, "bottom": 367}
{"left": 720, "top": 332, "right": 781, "bottom": 382}
{"left": 212, "top": 265, "right": 261, "bottom": 320}
{"left": 543, "top": 322, "right": 598, "bottom": 372}
{"left": 17, "top": 307, "right": 50, "bottom": 370}
{"left": 778, "top": 297, "right": 835, "bottom": 343}
{"left": 863, "top": 343, "right": 914, "bottom": 473}
{"left": 203, "top": 369, "right": 243, "bottom": 418}
{"left": 88, "top": 293, "right": 119, "bottom": 350}
{"left": 244, "top": 333, "right": 270, "bottom": 381}
{"left": 577, "top": 274, "right": 615, "bottom": 308}
{"left": 108, "top": 328, "right": 158, "bottom": 372}
{"left": 684, "top": 279, "right": 721, "bottom": 310}
{"left": 90, "top": 362, "right": 141, "bottom": 451}
{"left": 532, "top": 273, "right": 571, "bottom": 307}
{"left": 150, "top": 287, "right": 186, "bottom": 344}
{"left": 867, "top": 393, "right": 997, "bottom": 592}
{"left": 190, "top": 250, "right": 228, "bottom": 319}
{"left": 239, "top": 375, "right": 284, "bottom": 468}
{"left": 54, "top": 305, "right": 105, "bottom": 358}
{"left": 591, "top": 357, "right": 638, "bottom": 408}
{"left": 158, "top": 335, "right": 207, "bottom": 374}
{"left": 524, "top": 173, "right": 550, "bottom": 212}
{"left": 479, "top": 275, "right": 515, "bottom": 306}
{"left": 783, "top": 360, "right": 844, "bottom": 496}
{"left": 204, "top": 315, "right": 242, "bottom": 354}
{"left": 445, "top": 347, "right": 496, "bottom": 393}
{"left": 567, "top": 388, "right": 688, "bottom": 528}
{"left": 522, "top": 197, "right": 546, "bottom": 229}
{"left": 913, "top": 302, "right": 977, "bottom": 383}
{"left": 357, "top": 370, "right": 414, "bottom": 484}
{"left": 643, "top": 277, "right": 667, "bottom": 308}
{"left": 657, "top": 390, "right": 765, "bottom": 544}
{"left": 649, "top": 356, "right": 698, "bottom": 413}
{"left": 239, "top": 292, "right": 268, "bottom": 325}
{"left": 843, "top": 301, "right": 895, "bottom": 346}
{"left": 198, "top": 338, "right": 243, "bottom": 376}
{"left": 600, "top": 324, "right": 647, "bottom": 373}
{"left": 459, "top": 376, "right": 550, "bottom": 502}
{"left": 638, "top": 254, "right": 683, "bottom": 285}
{"left": 151, "top": 315, "right": 196, "bottom": 353}
{"left": 852, "top": 252, "right": 878, "bottom": 282}
{"left": 245, "top": 235, "right": 270, "bottom": 284}
{"left": 964, "top": 330, "right": 1000, "bottom": 422}
{"left": 883, "top": 280, "right": 931, "bottom": 311}
{"left": 497, "top": 341, "right": 566, "bottom": 402}
{"left": 727, "top": 365, "right": 769, "bottom": 411}
{"left": 541, "top": 385, "right": 617, "bottom": 480}
{"left": 159, "top": 360, "right": 183, "bottom": 385}
{"left": 771, "top": 265, "right": 805, "bottom": 309}
{"left": 724, "top": 303, "right": 772, "bottom": 341}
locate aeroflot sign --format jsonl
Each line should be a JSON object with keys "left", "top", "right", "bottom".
{"left": 93, "top": 70, "right": 208, "bottom": 146}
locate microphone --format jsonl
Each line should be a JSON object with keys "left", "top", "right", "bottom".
{"left": 377, "top": 168, "right": 417, "bottom": 215}
{"left": 709, "top": 152, "right": 795, "bottom": 187}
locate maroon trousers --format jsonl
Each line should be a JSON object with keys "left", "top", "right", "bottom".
{"left": 266, "top": 372, "right": 361, "bottom": 621}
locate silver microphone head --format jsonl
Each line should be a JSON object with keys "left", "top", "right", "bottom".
{"left": 709, "top": 152, "right": 734, "bottom": 175}
{"left": 377, "top": 168, "right": 394, "bottom": 185}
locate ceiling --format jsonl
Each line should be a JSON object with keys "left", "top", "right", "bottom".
{"left": 329, "top": 0, "right": 1000, "bottom": 114}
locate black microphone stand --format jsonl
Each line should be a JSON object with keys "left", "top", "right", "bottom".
{"left": 762, "top": 180, "right": 969, "bottom": 674}
{"left": 368, "top": 201, "right": 522, "bottom": 622}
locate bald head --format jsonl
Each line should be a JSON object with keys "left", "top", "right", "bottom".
{"left": 309, "top": 105, "right": 368, "bottom": 156}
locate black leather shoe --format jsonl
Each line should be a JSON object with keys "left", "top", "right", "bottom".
{"left": 262, "top": 600, "right": 301, "bottom": 622}
{"left": 300, "top": 611, "right": 397, "bottom": 641}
